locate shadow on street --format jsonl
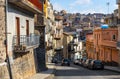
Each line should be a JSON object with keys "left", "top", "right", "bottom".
{"left": 55, "top": 64, "right": 120, "bottom": 77}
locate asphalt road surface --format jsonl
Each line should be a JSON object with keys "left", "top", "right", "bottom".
{"left": 54, "top": 63, "right": 120, "bottom": 79}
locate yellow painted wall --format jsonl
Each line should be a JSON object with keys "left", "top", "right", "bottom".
{"left": 44, "top": 0, "right": 48, "bottom": 18}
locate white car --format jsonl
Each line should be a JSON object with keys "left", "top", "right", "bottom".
{"left": 73, "top": 59, "right": 80, "bottom": 65}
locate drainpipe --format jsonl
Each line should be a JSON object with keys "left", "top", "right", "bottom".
{"left": 5, "top": 0, "right": 13, "bottom": 79}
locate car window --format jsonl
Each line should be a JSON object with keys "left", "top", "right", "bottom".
{"left": 63, "top": 59, "right": 69, "bottom": 62}
{"left": 94, "top": 60, "right": 101, "bottom": 64}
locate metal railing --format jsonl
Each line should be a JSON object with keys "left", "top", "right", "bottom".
{"left": 13, "top": 34, "right": 40, "bottom": 48}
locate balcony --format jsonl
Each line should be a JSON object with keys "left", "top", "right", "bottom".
{"left": 13, "top": 35, "right": 40, "bottom": 52}
{"left": 117, "top": 19, "right": 120, "bottom": 25}
{"left": 50, "top": 30, "right": 55, "bottom": 35}
{"left": 69, "top": 41, "right": 78, "bottom": 46}
{"left": 53, "top": 34, "right": 62, "bottom": 40}
{"left": 55, "top": 15, "right": 63, "bottom": 21}
{"left": 117, "top": 41, "right": 120, "bottom": 49}
{"left": 116, "top": 0, "right": 120, "bottom": 4}
{"left": 8, "top": 0, "right": 42, "bottom": 13}
{"left": 54, "top": 46, "right": 63, "bottom": 51}
{"left": 46, "top": 41, "right": 53, "bottom": 50}
{"left": 73, "top": 35, "right": 77, "bottom": 38}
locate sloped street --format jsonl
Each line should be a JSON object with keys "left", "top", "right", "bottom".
{"left": 54, "top": 64, "right": 120, "bottom": 79}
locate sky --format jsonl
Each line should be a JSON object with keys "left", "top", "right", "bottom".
{"left": 50, "top": 0, "right": 118, "bottom": 14}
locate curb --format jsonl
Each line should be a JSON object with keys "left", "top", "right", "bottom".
{"left": 44, "top": 65, "right": 56, "bottom": 79}
{"left": 104, "top": 68, "right": 120, "bottom": 73}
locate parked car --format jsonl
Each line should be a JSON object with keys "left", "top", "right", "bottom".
{"left": 52, "top": 58, "right": 58, "bottom": 64}
{"left": 78, "top": 59, "right": 83, "bottom": 66}
{"left": 88, "top": 60, "right": 104, "bottom": 70}
{"left": 73, "top": 59, "right": 79, "bottom": 65}
{"left": 61, "top": 59, "right": 70, "bottom": 66}
{"left": 81, "top": 58, "right": 87, "bottom": 66}
{"left": 83, "top": 59, "right": 92, "bottom": 68}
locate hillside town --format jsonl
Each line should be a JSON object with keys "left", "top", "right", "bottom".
{"left": 0, "top": 0, "right": 120, "bottom": 79}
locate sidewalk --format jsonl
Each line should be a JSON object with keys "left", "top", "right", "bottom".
{"left": 105, "top": 66, "right": 120, "bottom": 73}
{"left": 29, "top": 63, "right": 56, "bottom": 79}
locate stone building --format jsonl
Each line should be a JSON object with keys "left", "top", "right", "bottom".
{"left": 53, "top": 11, "right": 64, "bottom": 61}
{"left": 44, "top": 0, "right": 55, "bottom": 63}
{"left": 34, "top": 0, "right": 47, "bottom": 72}
{"left": 86, "top": 28, "right": 119, "bottom": 66}
{"left": 0, "top": 0, "right": 45, "bottom": 79}
{"left": 86, "top": 33, "right": 94, "bottom": 59}
{"left": 63, "top": 32, "right": 73, "bottom": 59}
{"left": 116, "top": 0, "right": 120, "bottom": 67}
{"left": 0, "top": 0, "right": 9, "bottom": 79}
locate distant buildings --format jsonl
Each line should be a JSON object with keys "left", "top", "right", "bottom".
{"left": 63, "top": 13, "right": 105, "bottom": 30}
{"left": 53, "top": 11, "right": 64, "bottom": 61}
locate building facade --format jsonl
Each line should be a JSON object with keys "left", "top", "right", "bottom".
{"left": 86, "top": 28, "right": 119, "bottom": 66}
{"left": 53, "top": 11, "right": 63, "bottom": 61}
{"left": 0, "top": 0, "right": 44, "bottom": 79}
{"left": 116, "top": 0, "right": 120, "bottom": 67}
{"left": 0, "top": 1, "right": 9, "bottom": 78}
{"left": 63, "top": 32, "right": 73, "bottom": 59}
{"left": 44, "top": 0, "right": 55, "bottom": 63}
{"left": 86, "top": 33, "right": 94, "bottom": 59}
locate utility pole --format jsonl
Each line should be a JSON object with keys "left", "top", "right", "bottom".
{"left": 5, "top": 0, "right": 13, "bottom": 79}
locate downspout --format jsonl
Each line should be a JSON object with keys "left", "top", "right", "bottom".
{"left": 5, "top": 0, "right": 13, "bottom": 79}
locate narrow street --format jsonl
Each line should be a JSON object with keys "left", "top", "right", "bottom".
{"left": 54, "top": 63, "right": 120, "bottom": 79}
{"left": 1, "top": 0, "right": 120, "bottom": 79}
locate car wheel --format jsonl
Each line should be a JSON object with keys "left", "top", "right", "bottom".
{"left": 91, "top": 66, "right": 94, "bottom": 70}
{"left": 101, "top": 67, "right": 104, "bottom": 70}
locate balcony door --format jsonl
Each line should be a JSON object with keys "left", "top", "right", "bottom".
{"left": 16, "top": 17, "right": 20, "bottom": 45}
{"left": 26, "top": 20, "right": 29, "bottom": 36}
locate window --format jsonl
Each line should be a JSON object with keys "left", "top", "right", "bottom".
{"left": 94, "top": 34, "right": 96, "bottom": 39}
{"left": 107, "top": 32, "right": 109, "bottom": 35}
{"left": 99, "top": 34, "right": 101, "bottom": 39}
{"left": 112, "top": 35, "right": 116, "bottom": 40}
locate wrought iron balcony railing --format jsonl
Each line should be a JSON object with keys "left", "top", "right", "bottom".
{"left": 54, "top": 46, "right": 63, "bottom": 51}
{"left": 13, "top": 35, "right": 40, "bottom": 52}
{"left": 53, "top": 34, "right": 62, "bottom": 40}
{"left": 69, "top": 41, "right": 78, "bottom": 46}
{"left": 55, "top": 15, "right": 63, "bottom": 21}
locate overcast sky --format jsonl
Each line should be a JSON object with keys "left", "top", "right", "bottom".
{"left": 50, "top": 0, "right": 117, "bottom": 14}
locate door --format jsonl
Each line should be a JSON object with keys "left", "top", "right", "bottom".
{"left": 16, "top": 17, "right": 20, "bottom": 45}
{"left": 26, "top": 20, "right": 29, "bottom": 36}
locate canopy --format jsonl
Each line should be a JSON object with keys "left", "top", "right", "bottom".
{"left": 101, "top": 24, "right": 109, "bottom": 29}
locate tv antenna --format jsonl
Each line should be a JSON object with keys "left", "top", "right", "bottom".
{"left": 107, "top": 2, "right": 110, "bottom": 14}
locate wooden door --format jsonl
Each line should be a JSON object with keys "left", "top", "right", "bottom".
{"left": 16, "top": 17, "right": 20, "bottom": 45}
{"left": 26, "top": 20, "right": 29, "bottom": 36}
